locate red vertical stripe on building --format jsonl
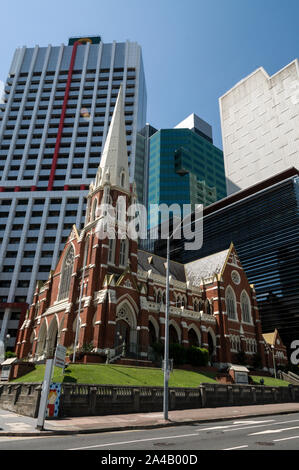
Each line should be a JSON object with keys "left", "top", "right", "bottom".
{"left": 47, "top": 41, "right": 80, "bottom": 191}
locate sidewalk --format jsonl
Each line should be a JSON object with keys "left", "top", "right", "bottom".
{"left": 0, "top": 402, "right": 299, "bottom": 436}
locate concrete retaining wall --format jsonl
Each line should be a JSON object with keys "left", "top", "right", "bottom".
{"left": 0, "top": 382, "right": 299, "bottom": 418}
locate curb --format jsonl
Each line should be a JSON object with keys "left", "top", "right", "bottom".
{"left": 1, "top": 408, "right": 299, "bottom": 437}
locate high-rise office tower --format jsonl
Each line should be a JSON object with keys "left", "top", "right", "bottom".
{"left": 0, "top": 35, "right": 147, "bottom": 349}
{"left": 147, "top": 113, "right": 226, "bottom": 229}
{"left": 154, "top": 168, "right": 299, "bottom": 352}
{"left": 220, "top": 59, "right": 299, "bottom": 195}
{"left": 135, "top": 123, "right": 157, "bottom": 208}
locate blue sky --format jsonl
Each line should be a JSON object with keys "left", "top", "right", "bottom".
{"left": 0, "top": 0, "right": 298, "bottom": 148}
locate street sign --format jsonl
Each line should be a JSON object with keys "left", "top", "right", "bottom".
{"left": 36, "top": 358, "right": 54, "bottom": 430}
{"left": 54, "top": 345, "right": 67, "bottom": 369}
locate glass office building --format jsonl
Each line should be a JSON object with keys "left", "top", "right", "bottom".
{"left": 147, "top": 114, "right": 226, "bottom": 229}
{"left": 135, "top": 124, "right": 157, "bottom": 206}
{"left": 154, "top": 168, "right": 299, "bottom": 352}
{"left": 0, "top": 36, "right": 147, "bottom": 349}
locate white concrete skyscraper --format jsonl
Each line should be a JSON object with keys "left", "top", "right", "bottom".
{"left": 219, "top": 59, "right": 299, "bottom": 195}
{"left": 0, "top": 35, "right": 147, "bottom": 349}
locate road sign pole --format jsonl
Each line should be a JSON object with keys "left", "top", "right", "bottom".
{"left": 36, "top": 358, "right": 54, "bottom": 431}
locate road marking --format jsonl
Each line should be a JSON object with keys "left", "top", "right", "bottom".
{"left": 197, "top": 419, "right": 275, "bottom": 432}
{"left": 273, "top": 435, "right": 299, "bottom": 443}
{"left": 233, "top": 420, "right": 274, "bottom": 425}
{"left": 222, "top": 419, "right": 299, "bottom": 433}
{"left": 249, "top": 426, "right": 299, "bottom": 436}
{"left": 223, "top": 445, "right": 248, "bottom": 450}
{"left": 68, "top": 432, "right": 199, "bottom": 450}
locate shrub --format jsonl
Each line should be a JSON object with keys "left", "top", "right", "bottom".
{"left": 5, "top": 351, "right": 17, "bottom": 359}
{"left": 169, "top": 343, "right": 187, "bottom": 365}
{"left": 186, "top": 346, "right": 209, "bottom": 367}
{"left": 80, "top": 343, "right": 94, "bottom": 353}
{"left": 151, "top": 342, "right": 209, "bottom": 367}
{"left": 151, "top": 341, "right": 164, "bottom": 356}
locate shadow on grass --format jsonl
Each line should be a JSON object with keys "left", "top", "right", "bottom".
{"left": 62, "top": 368, "right": 77, "bottom": 383}
{"left": 108, "top": 365, "right": 154, "bottom": 385}
{"left": 63, "top": 376, "right": 77, "bottom": 383}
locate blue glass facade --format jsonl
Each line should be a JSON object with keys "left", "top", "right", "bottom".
{"left": 154, "top": 169, "right": 299, "bottom": 352}
{"left": 148, "top": 127, "right": 226, "bottom": 228}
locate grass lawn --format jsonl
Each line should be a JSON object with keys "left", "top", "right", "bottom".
{"left": 11, "top": 363, "right": 218, "bottom": 388}
{"left": 11, "top": 364, "right": 291, "bottom": 388}
{"left": 250, "top": 375, "right": 290, "bottom": 387}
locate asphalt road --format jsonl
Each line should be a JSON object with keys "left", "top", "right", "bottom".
{"left": 0, "top": 412, "right": 299, "bottom": 452}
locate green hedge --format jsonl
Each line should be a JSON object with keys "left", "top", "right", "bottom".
{"left": 152, "top": 342, "right": 209, "bottom": 367}
{"left": 186, "top": 345, "right": 209, "bottom": 367}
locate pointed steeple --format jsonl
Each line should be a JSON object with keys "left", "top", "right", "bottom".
{"left": 95, "top": 85, "right": 129, "bottom": 192}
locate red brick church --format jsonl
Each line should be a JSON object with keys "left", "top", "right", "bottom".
{"left": 15, "top": 87, "right": 287, "bottom": 372}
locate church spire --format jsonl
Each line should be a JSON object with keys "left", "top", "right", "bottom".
{"left": 94, "top": 85, "right": 129, "bottom": 192}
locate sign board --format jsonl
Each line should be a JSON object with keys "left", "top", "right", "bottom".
{"left": 235, "top": 371, "right": 249, "bottom": 384}
{"left": 229, "top": 364, "right": 249, "bottom": 385}
{"left": 0, "top": 358, "right": 18, "bottom": 381}
{"left": 1, "top": 365, "right": 10, "bottom": 381}
{"left": 54, "top": 345, "right": 67, "bottom": 369}
{"left": 46, "top": 383, "right": 62, "bottom": 418}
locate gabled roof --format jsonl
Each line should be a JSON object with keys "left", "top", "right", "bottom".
{"left": 137, "top": 250, "right": 186, "bottom": 282}
{"left": 184, "top": 248, "right": 230, "bottom": 286}
{"left": 263, "top": 329, "right": 280, "bottom": 346}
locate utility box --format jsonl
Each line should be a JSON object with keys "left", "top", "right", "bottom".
{"left": 0, "top": 358, "right": 18, "bottom": 382}
{"left": 229, "top": 365, "right": 249, "bottom": 384}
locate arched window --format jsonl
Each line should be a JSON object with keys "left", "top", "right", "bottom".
{"left": 58, "top": 245, "right": 75, "bottom": 301}
{"left": 226, "top": 286, "right": 237, "bottom": 320}
{"left": 104, "top": 185, "right": 110, "bottom": 204}
{"left": 120, "top": 170, "right": 126, "bottom": 188}
{"left": 188, "top": 328, "right": 200, "bottom": 347}
{"left": 241, "top": 290, "right": 251, "bottom": 323}
{"left": 149, "top": 321, "right": 157, "bottom": 346}
{"left": 108, "top": 238, "right": 115, "bottom": 264}
{"left": 84, "top": 236, "right": 90, "bottom": 267}
{"left": 91, "top": 198, "right": 98, "bottom": 222}
{"left": 119, "top": 239, "right": 128, "bottom": 267}
{"left": 205, "top": 299, "right": 211, "bottom": 315}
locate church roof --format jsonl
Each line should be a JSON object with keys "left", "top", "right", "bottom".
{"left": 262, "top": 329, "right": 278, "bottom": 346}
{"left": 137, "top": 250, "right": 186, "bottom": 282}
{"left": 137, "top": 246, "right": 234, "bottom": 285}
{"left": 184, "top": 248, "right": 230, "bottom": 285}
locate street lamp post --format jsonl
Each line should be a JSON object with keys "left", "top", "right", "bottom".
{"left": 163, "top": 236, "right": 170, "bottom": 421}
{"left": 162, "top": 211, "right": 197, "bottom": 421}
{"left": 271, "top": 345, "right": 277, "bottom": 378}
